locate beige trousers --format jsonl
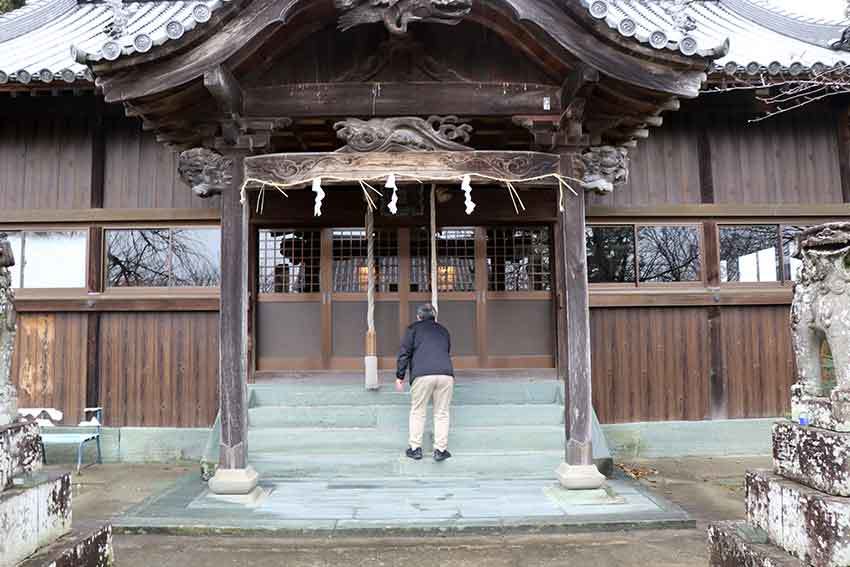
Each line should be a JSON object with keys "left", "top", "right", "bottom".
{"left": 408, "top": 374, "right": 454, "bottom": 452}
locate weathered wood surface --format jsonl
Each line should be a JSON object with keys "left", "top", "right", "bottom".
{"left": 245, "top": 82, "right": 560, "bottom": 117}
{"left": 11, "top": 313, "right": 88, "bottom": 425}
{"left": 244, "top": 151, "right": 561, "bottom": 187}
{"left": 98, "top": 312, "right": 219, "bottom": 427}
{"left": 561, "top": 181, "right": 592, "bottom": 466}
{"left": 773, "top": 421, "right": 850, "bottom": 497}
{"left": 746, "top": 470, "right": 850, "bottom": 567}
{"left": 590, "top": 307, "right": 710, "bottom": 423}
{"left": 219, "top": 154, "right": 250, "bottom": 469}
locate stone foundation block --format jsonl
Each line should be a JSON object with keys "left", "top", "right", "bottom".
{"left": 708, "top": 521, "right": 804, "bottom": 567}
{"left": 0, "top": 420, "right": 43, "bottom": 490}
{"left": 746, "top": 470, "right": 850, "bottom": 566}
{"left": 19, "top": 524, "right": 113, "bottom": 567}
{"left": 774, "top": 420, "right": 850, "bottom": 497}
{"left": 791, "top": 388, "right": 850, "bottom": 432}
{"left": 0, "top": 473, "right": 72, "bottom": 567}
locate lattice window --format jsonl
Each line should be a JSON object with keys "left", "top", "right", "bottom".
{"left": 332, "top": 229, "right": 399, "bottom": 292}
{"left": 258, "top": 229, "right": 321, "bottom": 293}
{"left": 486, "top": 226, "right": 551, "bottom": 291}
{"left": 411, "top": 227, "right": 476, "bottom": 292}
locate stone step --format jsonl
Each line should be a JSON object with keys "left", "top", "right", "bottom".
{"left": 249, "top": 381, "right": 562, "bottom": 408}
{"left": 708, "top": 520, "right": 804, "bottom": 567}
{"left": 18, "top": 523, "right": 113, "bottom": 567}
{"left": 247, "top": 426, "right": 565, "bottom": 454}
{"left": 248, "top": 403, "right": 564, "bottom": 428}
{"left": 746, "top": 470, "right": 850, "bottom": 566}
{"left": 249, "top": 451, "right": 569, "bottom": 479}
{"left": 773, "top": 420, "right": 850, "bottom": 497}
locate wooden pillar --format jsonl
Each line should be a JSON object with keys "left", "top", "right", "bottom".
{"left": 208, "top": 152, "right": 257, "bottom": 495}
{"left": 556, "top": 152, "right": 604, "bottom": 490}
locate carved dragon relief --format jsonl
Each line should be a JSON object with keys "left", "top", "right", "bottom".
{"left": 335, "top": 0, "right": 473, "bottom": 35}
{"left": 334, "top": 116, "right": 473, "bottom": 152}
{"left": 177, "top": 148, "right": 234, "bottom": 198}
{"left": 0, "top": 233, "right": 16, "bottom": 426}
{"left": 578, "top": 145, "right": 629, "bottom": 194}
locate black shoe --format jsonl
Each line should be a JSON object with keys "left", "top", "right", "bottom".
{"left": 433, "top": 449, "right": 452, "bottom": 462}
{"left": 406, "top": 447, "right": 423, "bottom": 460}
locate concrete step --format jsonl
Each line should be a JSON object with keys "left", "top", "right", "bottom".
{"left": 248, "top": 403, "right": 565, "bottom": 428}
{"left": 247, "top": 426, "right": 565, "bottom": 454}
{"left": 249, "top": 381, "right": 562, "bottom": 408}
{"left": 249, "top": 451, "right": 567, "bottom": 479}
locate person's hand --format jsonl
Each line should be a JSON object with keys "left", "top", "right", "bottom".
{"left": 395, "top": 379, "right": 404, "bottom": 392}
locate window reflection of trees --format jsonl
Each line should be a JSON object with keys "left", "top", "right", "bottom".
{"left": 586, "top": 226, "right": 635, "bottom": 284}
{"left": 719, "top": 225, "right": 781, "bottom": 282}
{"left": 637, "top": 226, "right": 701, "bottom": 283}
{"left": 106, "top": 228, "right": 220, "bottom": 288}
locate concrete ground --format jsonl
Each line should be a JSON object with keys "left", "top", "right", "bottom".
{"left": 51, "top": 455, "right": 768, "bottom": 566}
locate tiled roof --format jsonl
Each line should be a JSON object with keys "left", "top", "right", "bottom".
{"left": 0, "top": 0, "right": 849, "bottom": 85}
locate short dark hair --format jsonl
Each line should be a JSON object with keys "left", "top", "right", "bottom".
{"left": 416, "top": 303, "right": 437, "bottom": 320}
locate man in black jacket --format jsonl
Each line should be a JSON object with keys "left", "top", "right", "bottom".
{"left": 396, "top": 303, "right": 454, "bottom": 462}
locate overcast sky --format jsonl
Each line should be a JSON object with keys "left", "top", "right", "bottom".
{"left": 766, "top": 0, "right": 846, "bottom": 20}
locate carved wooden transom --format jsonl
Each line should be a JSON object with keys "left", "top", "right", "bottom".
{"left": 334, "top": 116, "right": 473, "bottom": 152}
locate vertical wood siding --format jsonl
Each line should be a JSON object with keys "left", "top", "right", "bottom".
{"left": 589, "top": 112, "right": 703, "bottom": 207}
{"left": 11, "top": 312, "right": 89, "bottom": 424}
{"left": 709, "top": 108, "right": 843, "bottom": 204}
{"left": 721, "top": 306, "right": 795, "bottom": 419}
{"left": 590, "top": 307, "right": 710, "bottom": 423}
{"left": 97, "top": 312, "right": 219, "bottom": 427}
{"left": 102, "top": 118, "right": 218, "bottom": 210}
{"left": 0, "top": 116, "right": 93, "bottom": 209}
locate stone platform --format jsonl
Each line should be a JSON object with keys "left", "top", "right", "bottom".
{"left": 708, "top": 521, "right": 805, "bottom": 567}
{"left": 746, "top": 469, "right": 850, "bottom": 566}
{"left": 774, "top": 420, "right": 850, "bottom": 496}
{"left": 18, "top": 524, "right": 113, "bottom": 567}
{"left": 112, "top": 472, "right": 691, "bottom": 536}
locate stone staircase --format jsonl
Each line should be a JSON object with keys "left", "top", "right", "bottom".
{"left": 241, "top": 378, "right": 612, "bottom": 480}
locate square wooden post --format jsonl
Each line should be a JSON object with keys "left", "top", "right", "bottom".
{"left": 556, "top": 153, "right": 605, "bottom": 490}
{"left": 208, "top": 153, "right": 258, "bottom": 495}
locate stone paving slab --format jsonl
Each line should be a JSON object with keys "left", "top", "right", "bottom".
{"left": 112, "top": 472, "right": 692, "bottom": 536}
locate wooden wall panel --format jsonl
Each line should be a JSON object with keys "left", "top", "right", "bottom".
{"left": 721, "top": 306, "right": 795, "bottom": 419}
{"left": 98, "top": 312, "right": 219, "bottom": 427}
{"left": 588, "top": 111, "right": 702, "bottom": 207}
{"left": 709, "top": 107, "right": 843, "bottom": 204}
{"left": 0, "top": 116, "right": 93, "bottom": 210}
{"left": 10, "top": 312, "right": 89, "bottom": 424}
{"left": 103, "top": 118, "right": 218, "bottom": 210}
{"left": 590, "top": 307, "right": 710, "bottom": 423}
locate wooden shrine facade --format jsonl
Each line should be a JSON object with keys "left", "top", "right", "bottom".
{"left": 2, "top": 0, "right": 850, "bottom": 462}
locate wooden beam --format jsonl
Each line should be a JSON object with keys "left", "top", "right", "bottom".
{"left": 0, "top": 208, "right": 220, "bottom": 224}
{"left": 89, "top": 99, "right": 106, "bottom": 209}
{"left": 85, "top": 313, "right": 101, "bottom": 410}
{"left": 244, "top": 151, "right": 561, "bottom": 187}
{"left": 707, "top": 306, "right": 727, "bottom": 419}
{"left": 13, "top": 294, "right": 219, "bottom": 312}
{"left": 697, "top": 116, "right": 715, "bottom": 204}
{"left": 204, "top": 65, "right": 244, "bottom": 117}
{"left": 586, "top": 204, "right": 850, "bottom": 219}
{"left": 218, "top": 153, "right": 250, "bottom": 471}
{"left": 588, "top": 288, "right": 793, "bottom": 308}
{"left": 244, "top": 82, "right": 561, "bottom": 118}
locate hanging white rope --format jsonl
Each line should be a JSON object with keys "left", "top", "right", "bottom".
{"left": 430, "top": 184, "right": 438, "bottom": 317}
{"left": 461, "top": 174, "right": 476, "bottom": 215}
{"left": 386, "top": 174, "right": 399, "bottom": 215}
{"left": 312, "top": 177, "right": 325, "bottom": 217}
{"left": 366, "top": 205, "right": 375, "bottom": 337}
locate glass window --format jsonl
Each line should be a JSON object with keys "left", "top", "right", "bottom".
{"left": 637, "top": 225, "right": 701, "bottom": 283}
{"left": 106, "top": 227, "right": 220, "bottom": 288}
{"left": 486, "top": 226, "right": 551, "bottom": 291}
{"left": 332, "top": 229, "right": 398, "bottom": 292}
{"left": 782, "top": 225, "right": 805, "bottom": 282}
{"left": 411, "top": 227, "right": 475, "bottom": 292}
{"left": 5, "top": 231, "right": 86, "bottom": 289}
{"left": 719, "top": 225, "right": 781, "bottom": 283}
{"left": 586, "top": 226, "right": 636, "bottom": 284}
{"left": 258, "top": 229, "right": 321, "bottom": 293}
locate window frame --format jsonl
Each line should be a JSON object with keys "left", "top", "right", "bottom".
{"left": 102, "top": 224, "right": 222, "bottom": 293}
{"left": 586, "top": 221, "right": 705, "bottom": 288}
{"left": 1, "top": 226, "right": 89, "bottom": 293}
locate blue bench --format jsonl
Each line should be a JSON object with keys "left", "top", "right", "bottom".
{"left": 18, "top": 407, "right": 103, "bottom": 474}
